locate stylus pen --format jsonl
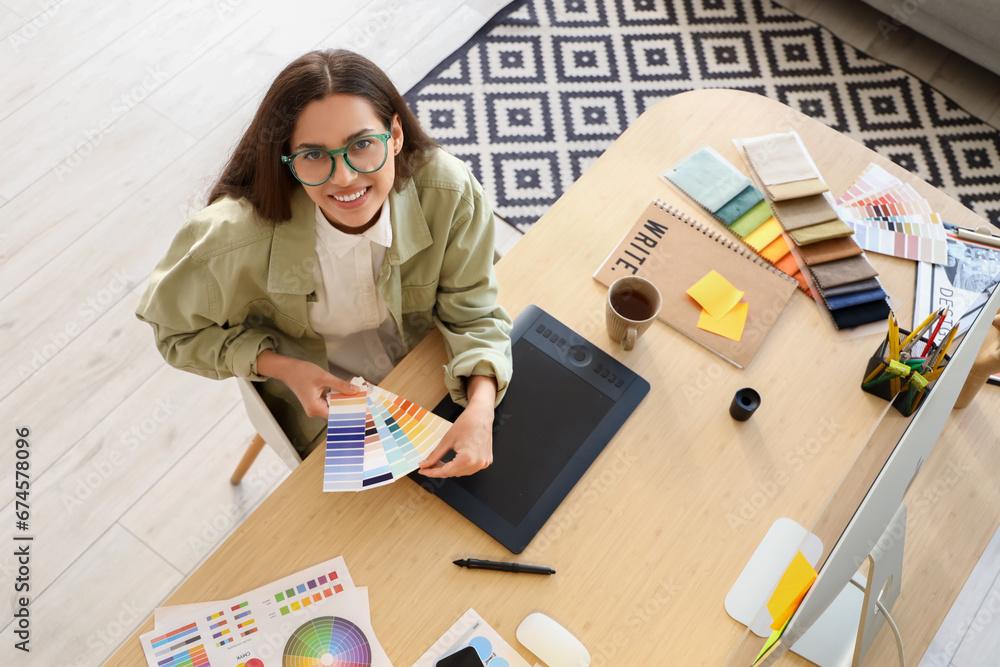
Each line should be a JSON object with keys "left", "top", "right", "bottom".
{"left": 453, "top": 558, "right": 556, "bottom": 575}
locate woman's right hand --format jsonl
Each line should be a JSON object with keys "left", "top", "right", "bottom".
{"left": 256, "top": 350, "right": 361, "bottom": 418}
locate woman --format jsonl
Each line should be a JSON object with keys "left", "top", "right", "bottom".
{"left": 136, "top": 50, "right": 512, "bottom": 478}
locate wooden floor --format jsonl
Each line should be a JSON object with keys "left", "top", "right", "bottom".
{"left": 0, "top": 1, "right": 995, "bottom": 665}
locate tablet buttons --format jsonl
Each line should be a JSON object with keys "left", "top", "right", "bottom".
{"left": 567, "top": 344, "right": 591, "bottom": 367}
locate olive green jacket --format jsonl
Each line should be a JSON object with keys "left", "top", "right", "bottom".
{"left": 136, "top": 149, "right": 512, "bottom": 456}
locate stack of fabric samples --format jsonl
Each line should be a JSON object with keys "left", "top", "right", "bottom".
{"left": 740, "top": 132, "right": 891, "bottom": 330}
{"left": 661, "top": 146, "right": 807, "bottom": 292}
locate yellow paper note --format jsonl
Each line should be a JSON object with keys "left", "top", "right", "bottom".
{"left": 686, "top": 270, "right": 744, "bottom": 319}
{"left": 766, "top": 551, "right": 818, "bottom": 631}
{"left": 697, "top": 302, "right": 748, "bottom": 341}
{"left": 752, "top": 615, "right": 791, "bottom": 666}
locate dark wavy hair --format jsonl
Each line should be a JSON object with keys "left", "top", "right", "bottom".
{"left": 208, "top": 49, "right": 437, "bottom": 223}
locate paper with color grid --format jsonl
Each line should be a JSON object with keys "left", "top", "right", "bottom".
{"left": 325, "top": 382, "right": 452, "bottom": 492}
{"left": 140, "top": 556, "right": 391, "bottom": 667}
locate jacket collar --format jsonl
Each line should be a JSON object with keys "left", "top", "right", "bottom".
{"left": 267, "top": 187, "right": 318, "bottom": 295}
{"left": 267, "top": 179, "right": 434, "bottom": 293}
{"left": 387, "top": 178, "right": 433, "bottom": 264}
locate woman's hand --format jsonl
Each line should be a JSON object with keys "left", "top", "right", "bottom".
{"left": 256, "top": 350, "right": 361, "bottom": 418}
{"left": 419, "top": 376, "right": 497, "bottom": 478}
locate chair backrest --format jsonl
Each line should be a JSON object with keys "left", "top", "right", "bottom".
{"left": 236, "top": 378, "right": 303, "bottom": 471}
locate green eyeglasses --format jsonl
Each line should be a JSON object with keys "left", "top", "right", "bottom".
{"left": 281, "top": 132, "right": 392, "bottom": 186}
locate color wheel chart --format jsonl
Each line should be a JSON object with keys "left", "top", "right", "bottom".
{"left": 275, "top": 568, "right": 345, "bottom": 616}
{"left": 147, "top": 622, "right": 210, "bottom": 667}
{"left": 324, "top": 384, "right": 451, "bottom": 492}
{"left": 282, "top": 616, "right": 372, "bottom": 667}
{"left": 837, "top": 163, "right": 948, "bottom": 265}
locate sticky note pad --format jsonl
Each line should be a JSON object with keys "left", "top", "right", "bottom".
{"left": 766, "top": 551, "right": 818, "bottom": 630}
{"left": 697, "top": 302, "right": 748, "bottom": 341}
{"left": 686, "top": 270, "right": 744, "bottom": 319}
{"left": 753, "top": 615, "right": 791, "bottom": 666}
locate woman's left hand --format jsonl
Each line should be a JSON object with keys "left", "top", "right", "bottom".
{"left": 418, "top": 376, "right": 497, "bottom": 478}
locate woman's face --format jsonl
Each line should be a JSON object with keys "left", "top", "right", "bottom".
{"left": 289, "top": 94, "right": 403, "bottom": 233}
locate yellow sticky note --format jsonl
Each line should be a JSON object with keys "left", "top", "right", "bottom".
{"left": 697, "top": 302, "right": 748, "bottom": 341}
{"left": 766, "top": 551, "right": 818, "bottom": 631}
{"left": 743, "top": 217, "right": 783, "bottom": 252}
{"left": 686, "top": 270, "right": 744, "bottom": 319}
{"left": 752, "top": 615, "right": 791, "bottom": 666}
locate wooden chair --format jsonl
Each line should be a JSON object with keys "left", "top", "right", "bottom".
{"left": 231, "top": 378, "right": 302, "bottom": 485}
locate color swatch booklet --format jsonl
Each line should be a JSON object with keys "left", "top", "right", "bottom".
{"left": 140, "top": 556, "right": 391, "bottom": 667}
{"left": 325, "top": 381, "right": 452, "bottom": 492}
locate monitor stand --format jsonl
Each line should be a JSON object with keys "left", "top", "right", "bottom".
{"left": 726, "top": 504, "right": 907, "bottom": 666}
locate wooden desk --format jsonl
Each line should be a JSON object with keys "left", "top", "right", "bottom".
{"left": 107, "top": 89, "right": 1000, "bottom": 666}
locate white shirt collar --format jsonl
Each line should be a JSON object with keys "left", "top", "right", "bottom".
{"left": 314, "top": 198, "right": 393, "bottom": 258}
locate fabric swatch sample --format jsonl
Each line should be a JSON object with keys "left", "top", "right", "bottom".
{"left": 829, "top": 298, "right": 892, "bottom": 330}
{"left": 772, "top": 194, "right": 839, "bottom": 231}
{"left": 766, "top": 178, "right": 829, "bottom": 201}
{"left": 744, "top": 217, "right": 783, "bottom": 252}
{"left": 760, "top": 235, "right": 791, "bottom": 264}
{"left": 790, "top": 270, "right": 810, "bottom": 292}
{"left": 774, "top": 251, "right": 800, "bottom": 276}
{"left": 808, "top": 255, "right": 879, "bottom": 289}
{"left": 825, "top": 288, "right": 888, "bottom": 310}
{"left": 819, "top": 277, "right": 883, "bottom": 298}
{"left": 666, "top": 148, "right": 751, "bottom": 213}
{"left": 743, "top": 133, "right": 820, "bottom": 185}
{"left": 715, "top": 185, "right": 765, "bottom": 224}
{"left": 788, "top": 218, "right": 855, "bottom": 246}
{"left": 795, "top": 236, "right": 864, "bottom": 265}
{"left": 728, "top": 199, "right": 772, "bottom": 238}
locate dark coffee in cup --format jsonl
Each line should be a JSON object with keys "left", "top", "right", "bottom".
{"left": 611, "top": 290, "right": 654, "bottom": 321}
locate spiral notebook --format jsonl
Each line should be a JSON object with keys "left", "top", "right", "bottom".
{"left": 594, "top": 200, "right": 798, "bottom": 368}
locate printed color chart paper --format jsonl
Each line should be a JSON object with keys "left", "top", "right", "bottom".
{"left": 140, "top": 556, "right": 390, "bottom": 667}
{"left": 325, "top": 383, "right": 452, "bottom": 492}
{"left": 837, "top": 164, "right": 948, "bottom": 265}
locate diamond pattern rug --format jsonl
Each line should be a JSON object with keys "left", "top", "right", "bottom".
{"left": 404, "top": 0, "right": 1000, "bottom": 231}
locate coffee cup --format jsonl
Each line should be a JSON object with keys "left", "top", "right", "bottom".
{"left": 606, "top": 276, "right": 662, "bottom": 351}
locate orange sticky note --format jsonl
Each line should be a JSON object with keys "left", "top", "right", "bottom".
{"left": 697, "top": 302, "right": 748, "bottom": 341}
{"left": 766, "top": 551, "right": 818, "bottom": 631}
{"left": 744, "top": 217, "right": 783, "bottom": 252}
{"left": 686, "top": 270, "right": 744, "bottom": 319}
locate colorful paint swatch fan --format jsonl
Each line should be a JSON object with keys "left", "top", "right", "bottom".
{"left": 282, "top": 616, "right": 372, "bottom": 667}
{"left": 324, "top": 382, "right": 451, "bottom": 492}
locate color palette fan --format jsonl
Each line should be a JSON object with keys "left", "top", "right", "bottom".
{"left": 324, "top": 383, "right": 452, "bottom": 492}
{"left": 836, "top": 163, "right": 948, "bottom": 265}
{"left": 282, "top": 616, "right": 372, "bottom": 667}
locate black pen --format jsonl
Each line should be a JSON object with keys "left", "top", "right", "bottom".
{"left": 453, "top": 558, "right": 556, "bottom": 575}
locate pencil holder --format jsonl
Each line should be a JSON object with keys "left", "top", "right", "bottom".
{"left": 860, "top": 328, "right": 949, "bottom": 417}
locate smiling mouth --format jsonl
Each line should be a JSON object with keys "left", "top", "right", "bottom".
{"left": 331, "top": 187, "right": 369, "bottom": 202}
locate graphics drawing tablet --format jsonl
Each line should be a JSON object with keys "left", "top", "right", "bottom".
{"left": 410, "top": 304, "right": 650, "bottom": 553}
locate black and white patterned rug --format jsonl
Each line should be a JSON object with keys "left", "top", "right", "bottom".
{"left": 404, "top": 0, "right": 1000, "bottom": 231}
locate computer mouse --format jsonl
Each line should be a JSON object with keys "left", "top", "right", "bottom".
{"left": 515, "top": 612, "right": 590, "bottom": 667}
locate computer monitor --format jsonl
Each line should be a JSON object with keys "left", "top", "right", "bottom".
{"left": 729, "top": 277, "right": 1000, "bottom": 666}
